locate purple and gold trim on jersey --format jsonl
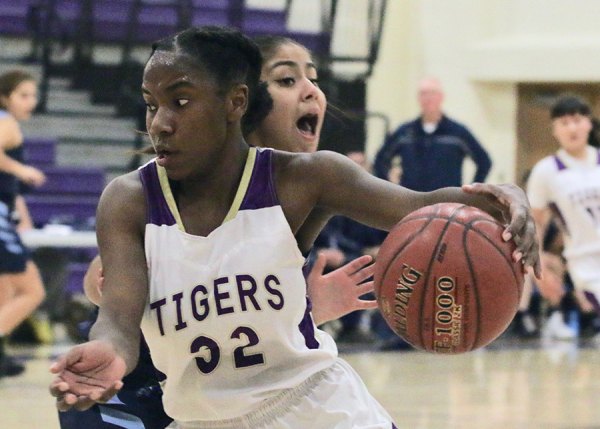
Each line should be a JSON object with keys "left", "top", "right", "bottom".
{"left": 139, "top": 161, "right": 177, "bottom": 227}
{"left": 239, "top": 147, "right": 279, "bottom": 211}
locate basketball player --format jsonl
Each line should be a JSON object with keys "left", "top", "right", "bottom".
{"left": 0, "top": 70, "right": 46, "bottom": 377}
{"left": 527, "top": 95, "right": 600, "bottom": 328}
{"left": 58, "top": 34, "right": 377, "bottom": 429}
{"left": 50, "top": 26, "right": 539, "bottom": 428}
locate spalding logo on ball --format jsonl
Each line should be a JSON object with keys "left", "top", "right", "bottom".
{"left": 374, "top": 203, "right": 524, "bottom": 354}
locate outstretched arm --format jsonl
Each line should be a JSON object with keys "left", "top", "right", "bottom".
{"left": 284, "top": 151, "right": 541, "bottom": 278}
{"left": 50, "top": 172, "right": 147, "bottom": 411}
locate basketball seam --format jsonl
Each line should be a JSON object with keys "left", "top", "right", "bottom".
{"left": 377, "top": 205, "right": 445, "bottom": 349}
{"left": 465, "top": 219, "right": 523, "bottom": 349}
{"left": 418, "top": 204, "right": 468, "bottom": 351}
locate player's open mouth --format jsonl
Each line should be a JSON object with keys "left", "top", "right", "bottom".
{"left": 296, "top": 114, "right": 318, "bottom": 137}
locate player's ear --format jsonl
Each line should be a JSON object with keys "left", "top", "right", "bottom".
{"left": 226, "top": 84, "right": 248, "bottom": 123}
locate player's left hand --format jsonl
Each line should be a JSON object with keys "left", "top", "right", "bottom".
{"left": 462, "top": 183, "right": 541, "bottom": 278}
{"left": 307, "top": 253, "right": 378, "bottom": 326}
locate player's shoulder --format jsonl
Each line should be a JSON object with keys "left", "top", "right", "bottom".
{"left": 0, "top": 114, "right": 21, "bottom": 144}
{"left": 100, "top": 170, "right": 144, "bottom": 210}
{"left": 271, "top": 150, "right": 354, "bottom": 188}
{"left": 530, "top": 154, "right": 561, "bottom": 177}
{"left": 272, "top": 149, "right": 346, "bottom": 169}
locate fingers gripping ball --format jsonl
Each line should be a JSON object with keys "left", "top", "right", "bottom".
{"left": 374, "top": 203, "right": 524, "bottom": 354}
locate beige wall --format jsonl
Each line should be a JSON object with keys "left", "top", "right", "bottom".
{"left": 367, "top": 0, "right": 600, "bottom": 183}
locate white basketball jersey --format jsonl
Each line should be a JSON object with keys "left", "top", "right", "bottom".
{"left": 139, "top": 147, "right": 338, "bottom": 423}
{"left": 527, "top": 146, "right": 600, "bottom": 262}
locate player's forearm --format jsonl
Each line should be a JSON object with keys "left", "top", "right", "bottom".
{"left": 89, "top": 309, "right": 141, "bottom": 374}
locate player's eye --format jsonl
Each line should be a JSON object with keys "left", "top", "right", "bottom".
{"left": 276, "top": 77, "right": 295, "bottom": 87}
{"left": 309, "top": 78, "right": 319, "bottom": 87}
{"left": 145, "top": 103, "right": 157, "bottom": 112}
{"left": 176, "top": 99, "right": 189, "bottom": 107}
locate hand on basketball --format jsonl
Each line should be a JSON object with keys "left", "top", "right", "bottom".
{"left": 307, "top": 253, "right": 378, "bottom": 326}
{"left": 49, "top": 340, "right": 126, "bottom": 411}
{"left": 462, "top": 183, "right": 541, "bottom": 278}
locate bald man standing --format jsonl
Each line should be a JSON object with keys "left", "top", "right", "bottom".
{"left": 374, "top": 77, "right": 491, "bottom": 191}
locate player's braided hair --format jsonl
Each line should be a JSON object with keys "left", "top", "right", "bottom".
{"left": 151, "top": 26, "right": 262, "bottom": 101}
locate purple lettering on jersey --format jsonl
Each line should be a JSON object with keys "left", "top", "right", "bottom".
{"left": 214, "top": 277, "right": 235, "bottom": 315}
{"left": 264, "top": 275, "right": 284, "bottom": 310}
{"left": 151, "top": 274, "right": 289, "bottom": 335}
{"left": 191, "top": 284, "right": 209, "bottom": 321}
{"left": 236, "top": 274, "right": 261, "bottom": 311}
{"left": 150, "top": 298, "right": 167, "bottom": 336}
{"left": 173, "top": 292, "right": 188, "bottom": 331}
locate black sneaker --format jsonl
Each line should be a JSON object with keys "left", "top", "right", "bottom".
{"left": 0, "top": 355, "right": 25, "bottom": 377}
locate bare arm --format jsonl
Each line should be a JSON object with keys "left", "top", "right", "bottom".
{"left": 0, "top": 118, "right": 45, "bottom": 186}
{"left": 90, "top": 172, "right": 148, "bottom": 373}
{"left": 277, "top": 150, "right": 540, "bottom": 277}
{"left": 49, "top": 172, "right": 147, "bottom": 410}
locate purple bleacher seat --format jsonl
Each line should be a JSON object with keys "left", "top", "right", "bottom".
{"left": 133, "top": 4, "right": 179, "bottom": 43}
{"left": 90, "top": 0, "right": 134, "bottom": 42}
{"left": 23, "top": 138, "right": 57, "bottom": 167}
{"left": 65, "top": 262, "right": 89, "bottom": 295}
{"left": 242, "top": 9, "right": 287, "bottom": 34}
{"left": 24, "top": 194, "right": 99, "bottom": 226}
{"left": 190, "top": 0, "right": 230, "bottom": 27}
{"left": 55, "top": 0, "right": 82, "bottom": 23}
{"left": 0, "top": 2, "right": 31, "bottom": 36}
{"left": 191, "top": 0, "right": 231, "bottom": 9}
{"left": 34, "top": 166, "right": 105, "bottom": 196}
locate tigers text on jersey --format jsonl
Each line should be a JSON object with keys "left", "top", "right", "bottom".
{"left": 527, "top": 146, "right": 600, "bottom": 262}
{"left": 139, "top": 147, "right": 337, "bottom": 423}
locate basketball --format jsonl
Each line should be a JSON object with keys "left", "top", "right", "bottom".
{"left": 374, "top": 203, "right": 524, "bottom": 354}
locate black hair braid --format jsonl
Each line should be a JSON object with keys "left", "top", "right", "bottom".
{"left": 151, "top": 26, "right": 262, "bottom": 97}
{"left": 241, "top": 81, "right": 273, "bottom": 137}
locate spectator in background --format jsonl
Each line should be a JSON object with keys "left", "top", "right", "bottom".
{"left": 0, "top": 70, "right": 47, "bottom": 377}
{"left": 374, "top": 77, "right": 492, "bottom": 190}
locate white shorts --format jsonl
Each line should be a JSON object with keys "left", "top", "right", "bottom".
{"left": 167, "top": 358, "right": 397, "bottom": 429}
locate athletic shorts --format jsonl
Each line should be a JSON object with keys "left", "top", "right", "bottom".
{"left": 59, "top": 385, "right": 173, "bottom": 429}
{"left": 0, "top": 201, "right": 28, "bottom": 274}
{"left": 167, "top": 358, "right": 398, "bottom": 429}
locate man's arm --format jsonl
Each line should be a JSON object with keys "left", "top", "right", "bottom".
{"left": 461, "top": 126, "right": 492, "bottom": 183}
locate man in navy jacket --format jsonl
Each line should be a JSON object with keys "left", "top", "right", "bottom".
{"left": 374, "top": 77, "right": 491, "bottom": 191}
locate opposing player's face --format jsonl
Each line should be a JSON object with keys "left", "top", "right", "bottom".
{"left": 551, "top": 113, "right": 592, "bottom": 155}
{"left": 258, "top": 43, "right": 326, "bottom": 153}
{"left": 2, "top": 80, "right": 37, "bottom": 121}
{"left": 142, "top": 51, "right": 233, "bottom": 180}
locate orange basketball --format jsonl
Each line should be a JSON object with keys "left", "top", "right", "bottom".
{"left": 374, "top": 203, "right": 524, "bottom": 354}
